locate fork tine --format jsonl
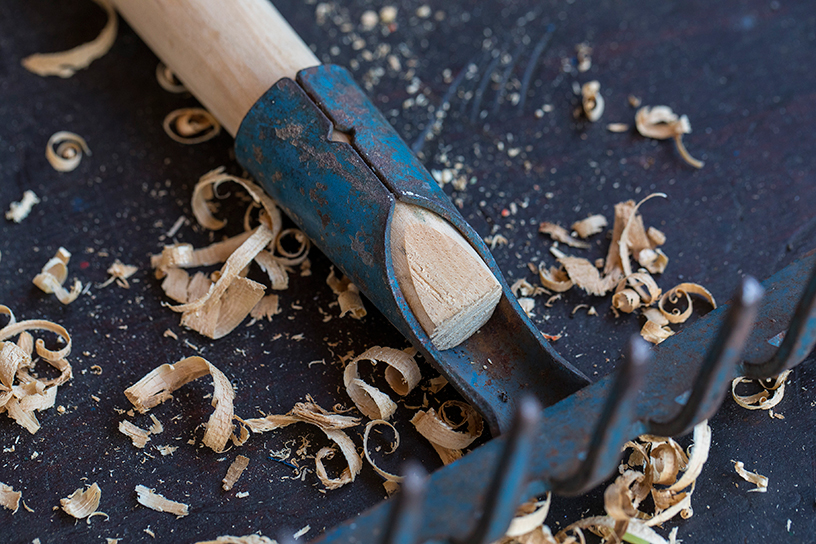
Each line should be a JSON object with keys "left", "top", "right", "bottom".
{"left": 459, "top": 396, "right": 542, "bottom": 544}
{"left": 743, "top": 263, "right": 816, "bottom": 379}
{"left": 648, "top": 277, "right": 763, "bottom": 437}
{"left": 553, "top": 336, "right": 649, "bottom": 496}
{"left": 381, "top": 461, "right": 428, "bottom": 544}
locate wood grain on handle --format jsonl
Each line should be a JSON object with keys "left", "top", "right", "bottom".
{"left": 113, "top": 0, "right": 502, "bottom": 349}
{"left": 110, "top": 0, "right": 319, "bottom": 135}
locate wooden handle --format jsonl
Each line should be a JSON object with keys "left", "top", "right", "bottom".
{"left": 110, "top": 0, "right": 319, "bottom": 136}
{"left": 114, "top": 0, "right": 503, "bottom": 349}
{"left": 391, "top": 203, "right": 502, "bottom": 350}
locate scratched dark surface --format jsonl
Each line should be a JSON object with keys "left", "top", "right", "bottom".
{"left": 0, "top": 0, "right": 814, "bottom": 543}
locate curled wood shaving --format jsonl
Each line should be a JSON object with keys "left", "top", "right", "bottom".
{"left": 163, "top": 108, "right": 221, "bottom": 145}
{"left": 156, "top": 62, "right": 186, "bottom": 93}
{"left": 732, "top": 461, "right": 768, "bottom": 492}
{"left": 0, "top": 482, "right": 21, "bottom": 513}
{"left": 0, "top": 307, "right": 73, "bottom": 433}
{"left": 135, "top": 485, "right": 189, "bottom": 517}
{"left": 576, "top": 43, "right": 592, "bottom": 72}
{"left": 511, "top": 279, "right": 549, "bottom": 298}
{"left": 559, "top": 256, "right": 620, "bottom": 297}
{"left": 119, "top": 420, "right": 151, "bottom": 448}
{"left": 581, "top": 81, "right": 604, "bottom": 122}
{"left": 641, "top": 320, "right": 675, "bottom": 345}
{"left": 222, "top": 455, "right": 250, "bottom": 491}
{"left": 613, "top": 272, "right": 662, "bottom": 314}
{"left": 327, "top": 268, "right": 367, "bottom": 319}
{"left": 33, "top": 247, "right": 82, "bottom": 304}
{"left": 21, "top": 0, "right": 117, "bottom": 78}
{"left": 46, "top": 131, "right": 91, "bottom": 172}
{"left": 519, "top": 298, "right": 535, "bottom": 317}
{"left": 635, "top": 106, "right": 704, "bottom": 168}
{"left": 6, "top": 190, "right": 40, "bottom": 223}
{"left": 124, "top": 356, "right": 237, "bottom": 453}
{"left": 731, "top": 370, "right": 791, "bottom": 410}
{"left": 658, "top": 283, "right": 716, "bottom": 324}
{"left": 250, "top": 295, "right": 281, "bottom": 322}
{"left": 571, "top": 215, "right": 608, "bottom": 239}
{"left": 410, "top": 400, "right": 483, "bottom": 465}
{"left": 606, "top": 123, "right": 630, "bottom": 133}
{"left": 363, "top": 420, "right": 402, "bottom": 483}
{"left": 99, "top": 260, "right": 138, "bottom": 288}
{"left": 539, "top": 223, "right": 590, "bottom": 249}
{"left": 344, "top": 346, "right": 421, "bottom": 420}
{"left": 607, "top": 420, "right": 710, "bottom": 534}
{"left": 618, "top": 194, "right": 667, "bottom": 278}
{"left": 240, "top": 401, "right": 363, "bottom": 490}
{"left": 60, "top": 483, "right": 101, "bottom": 519}
{"left": 538, "top": 264, "right": 573, "bottom": 293}
{"left": 504, "top": 494, "right": 552, "bottom": 538}
{"left": 152, "top": 168, "right": 297, "bottom": 339}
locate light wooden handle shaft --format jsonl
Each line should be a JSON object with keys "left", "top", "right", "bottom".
{"left": 111, "top": 0, "right": 320, "bottom": 135}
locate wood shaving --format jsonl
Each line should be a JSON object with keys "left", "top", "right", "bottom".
{"left": 658, "top": 283, "right": 716, "bottom": 324}
{"left": 0, "top": 482, "right": 21, "bottom": 513}
{"left": 6, "top": 190, "right": 40, "bottom": 223}
{"left": 571, "top": 215, "right": 608, "bottom": 239}
{"left": 99, "top": 260, "right": 138, "bottom": 288}
{"left": 731, "top": 370, "right": 791, "bottom": 411}
{"left": 505, "top": 494, "right": 552, "bottom": 538}
{"left": 539, "top": 223, "right": 590, "bottom": 249}
{"left": 559, "top": 257, "right": 620, "bottom": 297}
{"left": 344, "top": 346, "right": 421, "bottom": 420}
{"left": 635, "top": 106, "right": 704, "bottom": 168}
{"left": 0, "top": 306, "right": 73, "bottom": 433}
{"left": 617, "top": 194, "right": 667, "bottom": 278}
{"left": 538, "top": 264, "right": 573, "bottom": 293}
{"left": 410, "top": 400, "right": 483, "bottom": 465}
{"left": 732, "top": 461, "right": 768, "bottom": 492}
{"left": 32, "top": 247, "right": 82, "bottom": 304}
{"left": 606, "top": 123, "right": 630, "bottom": 133}
{"left": 363, "top": 419, "right": 402, "bottom": 483}
{"left": 156, "top": 62, "right": 186, "bottom": 93}
{"left": 239, "top": 401, "right": 363, "bottom": 490}
{"left": 45, "top": 131, "right": 91, "bottom": 172}
{"left": 152, "top": 168, "right": 302, "bottom": 339}
{"left": 163, "top": 108, "right": 221, "bottom": 145}
{"left": 576, "top": 43, "right": 592, "bottom": 72}
{"left": 21, "top": 0, "right": 117, "bottom": 78}
{"left": 119, "top": 420, "right": 151, "bottom": 448}
{"left": 511, "top": 279, "right": 549, "bottom": 298}
{"left": 581, "top": 81, "right": 604, "bottom": 122}
{"left": 293, "top": 526, "right": 311, "bottom": 540}
{"left": 135, "top": 485, "right": 189, "bottom": 517}
{"left": 250, "top": 295, "right": 281, "bottom": 322}
{"left": 519, "top": 298, "right": 535, "bottom": 317}
{"left": 222, "top": 455, "right": 250, "bottom": 491}
{"left": 613, "top": 272, "right": 662, "bottom": 314}
{"left": 60, "top": 483, "right": 101, "bottom": 519}
{"left": 195, "top": 536, "right": 277, "bottom": 544}
{"left": 125, "top": 356, "right": 238, "bottom": 453}
{"left": 327, "top": 268, "right": 367, "bottom": 319}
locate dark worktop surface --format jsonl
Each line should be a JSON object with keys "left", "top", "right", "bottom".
{"left": 1, "top": 0, "right": 814, "bottom": 542}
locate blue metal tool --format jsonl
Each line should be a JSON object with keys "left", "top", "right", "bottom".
{"left": 310, "top": 251, "right": 816, "bottom": 543}
{"left": 235, "top": 64, "right": 589, "bottom": 434}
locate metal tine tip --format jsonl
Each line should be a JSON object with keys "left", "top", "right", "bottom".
{"left": 648, "top": 276, "right": 764, "bottom": 437}
{"left": 457, "top": 396, "right": 542, "bottom": 544}
{"left": 553, "top": 336, "right": 649, "bottom": 496}
{"left": 743, "top": 262, "right": 816, "bottom": 379}
{"left": 381, "top": 461, "right": 429, "bottom": 544}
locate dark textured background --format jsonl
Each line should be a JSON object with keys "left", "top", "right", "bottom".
{"left": 1, "top": 0, "right": 814, "bottom": 542}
